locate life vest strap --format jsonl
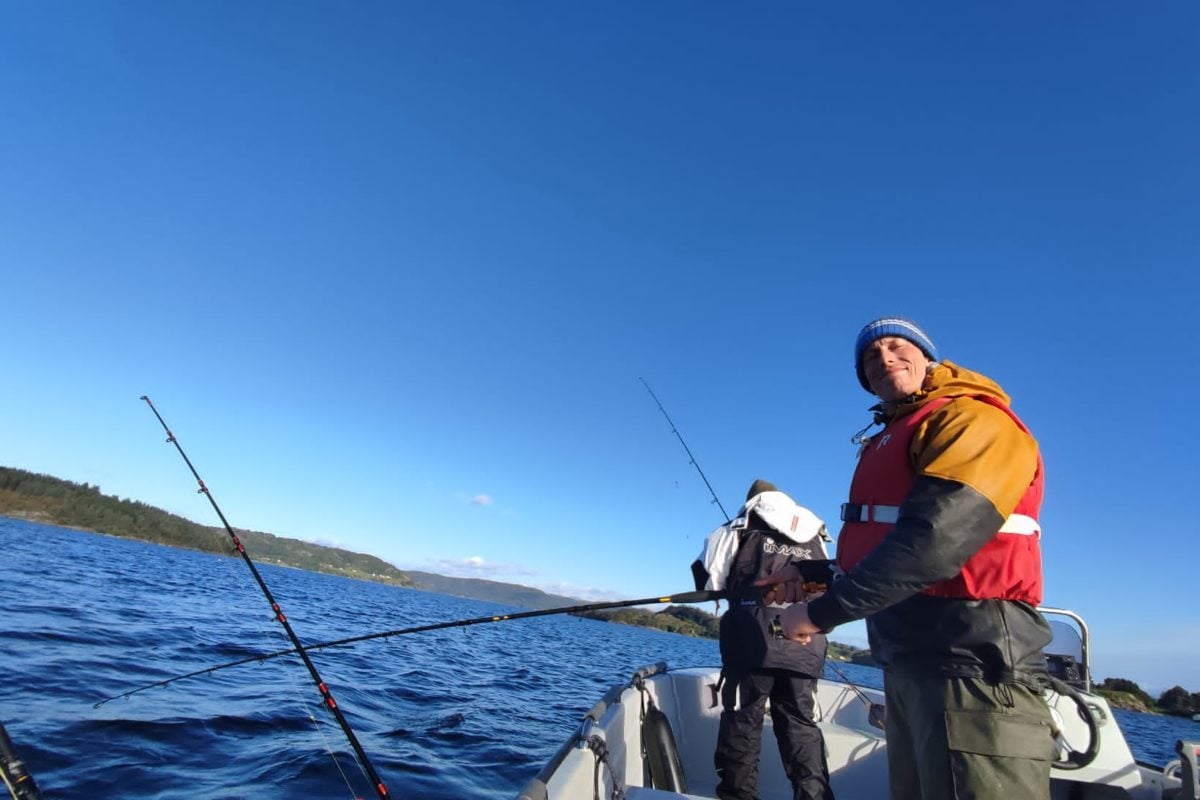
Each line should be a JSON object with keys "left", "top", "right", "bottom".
{"left": 841, "top": 504, "right": 1040, "bottom": 537}
{"left": 840, "top": 503, "right": 900, "bottom": 524}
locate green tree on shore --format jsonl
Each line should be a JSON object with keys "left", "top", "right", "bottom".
{"left": 1157, "top": 686, "right": 1200, "bottom": 716}
{"left": 1094, "top": 676, "right": 1200, "bottom": 717}
{"left": 1097, "top": 677, "right": 1156, "bottom": 708}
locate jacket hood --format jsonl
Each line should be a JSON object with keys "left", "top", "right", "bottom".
{"left": 880, "top": 359, "right": 1010, "bottom": 421}
{"left": 737, "top": 490, "right": 827, "bottom": 545}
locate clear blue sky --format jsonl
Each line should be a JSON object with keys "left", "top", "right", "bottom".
{"left": 2, "top": 3, "right": 1196, "bottom": 692}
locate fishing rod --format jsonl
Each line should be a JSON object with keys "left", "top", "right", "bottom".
{"left": 0, "top": 721, "right": 41, "bottom": 800}
{"left": 638, "top": 382, "right": 875, "bottom": 715}
{"left": 96, "top": 587, "right": 737, "bottom": 707}
{"left": 139, "top": 396, "right": 391, "bottom": 800}
{"left": 639, "top": 377, "right": 731, "bottom": 521}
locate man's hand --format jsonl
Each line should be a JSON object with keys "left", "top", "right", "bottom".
{"left": 755, "top": 565, "right": 805, "bottom": 604}
{"left": 779, "top": 601, "right": 822, "bottom": 645}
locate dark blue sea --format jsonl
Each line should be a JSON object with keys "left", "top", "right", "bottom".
{"left": 2, "top": 517, "right": 1195, "bottom": 799}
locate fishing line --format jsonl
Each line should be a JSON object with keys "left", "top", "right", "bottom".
{"left": 97, "top": 588, "right": 736, "bottom": 705}
{"left": 138, "top": 396, "right": 392, "bottom": 800}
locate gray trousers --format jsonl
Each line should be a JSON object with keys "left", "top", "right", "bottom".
{"left": 883, "top": 672, "right": 1057, "bottom": 800}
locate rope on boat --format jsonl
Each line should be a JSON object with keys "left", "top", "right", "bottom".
{"left": 584, "top": 731, "right": 625, "bottom": 800}
{"left": 1044, "top": 675, "right": 1101, "bottom": 770}
{"left": 824, "top": 662, "right": 887, "bottom": 729}
{"left": 139, "top": 396, "right": 391, "bottom": 800}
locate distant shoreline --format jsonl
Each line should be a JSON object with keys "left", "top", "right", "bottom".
{"left": 2, "top": 466, "right": 1196, "bottom": 716}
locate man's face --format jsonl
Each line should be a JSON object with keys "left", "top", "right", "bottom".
{"left": 861, "top": 336, "right": 931, "bottom": 401}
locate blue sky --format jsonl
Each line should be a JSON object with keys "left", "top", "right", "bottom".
{"left": 2, "top": 3, "right": 1197, "bottom": 692}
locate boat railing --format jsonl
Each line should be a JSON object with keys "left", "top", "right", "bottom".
{"left": 1038, "top": 606, "right": 1092, "bottom": 693}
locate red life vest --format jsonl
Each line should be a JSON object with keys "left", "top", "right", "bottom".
{"left": 836, "top": 395, "right": 1044, "bottom": 604}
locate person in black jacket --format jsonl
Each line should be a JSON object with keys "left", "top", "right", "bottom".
{"left": 692, "top": 479, "right": 835, "bottom": 800}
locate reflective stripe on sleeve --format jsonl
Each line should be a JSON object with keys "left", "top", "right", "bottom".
{"left": 997, "top": 513, "right": 1040, "bottom": 536}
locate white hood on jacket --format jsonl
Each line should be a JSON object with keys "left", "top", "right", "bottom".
{"left": 695, "top": 490, "right": 828, "bottom": 592}
{"left": 739, "top": 490, "right": 826, "bottom": 544}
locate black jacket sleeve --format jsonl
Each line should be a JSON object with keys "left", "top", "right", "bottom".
{"left": 807, "top": 475, "right": 1005, "bottom": 631}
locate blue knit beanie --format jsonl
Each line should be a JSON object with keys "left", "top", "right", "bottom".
{"left": 854, "top": 317, "right": 939, "bottom": 391}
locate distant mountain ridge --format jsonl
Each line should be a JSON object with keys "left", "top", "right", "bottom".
{"left": 404, "top": 571, "right": 583, "bottom": 610}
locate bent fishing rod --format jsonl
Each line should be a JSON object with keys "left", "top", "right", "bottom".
{"left": 139, "top": 396, "right": 391, "bottom": 800}
{"left": 638, "top": 380, "right": 877, "bottom": 713}
{"left": 639, "top": 377, "right": 731, "bottom": 521}
{"left": 96, "top": 587, "right": 739, "bottom": 706}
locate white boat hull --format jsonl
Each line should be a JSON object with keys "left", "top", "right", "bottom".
{"left": 519, "top": 663, "right": 1185, "bottom": 800}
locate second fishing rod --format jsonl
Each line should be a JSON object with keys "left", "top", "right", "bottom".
{"left": 639, "top": 378, "right": 878, "bottom": 712}
{"left": 140, "top": 396, "right": 392, "bottom": 800}
{"left": 96, "top": 563, "right": 837, "bottom": 708}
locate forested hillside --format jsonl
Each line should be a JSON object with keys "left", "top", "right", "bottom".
{"left": 0, "top": 466, "right": 415, "bottom": 587}
{"left": 0, "top": 466, "right": 870, "bottom": 665}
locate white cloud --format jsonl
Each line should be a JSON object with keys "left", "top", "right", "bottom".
{"left": 429, "top": 556, "right": 535, "bottom": 579}
{"left": 536, "top": 582, "right": 628, "bottom": 602}
{"left": 310, "top": 537, "right": 343, "bottom": 549}
{"left": 469, "top": 494, "right": 493, "bottom": 507}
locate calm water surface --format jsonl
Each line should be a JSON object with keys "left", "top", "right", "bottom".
{"left": 1, "top": 518, "right": 1192, "bottom": 799}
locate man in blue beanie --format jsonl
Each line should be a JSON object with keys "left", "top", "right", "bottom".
{"left": 762, "top": 317, "right": 1058, "bottom": 800}
{"left": 852, "top": 317, "right": 940, "bottom": 393}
